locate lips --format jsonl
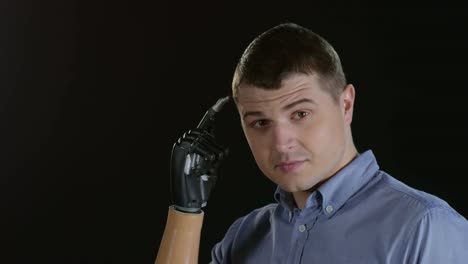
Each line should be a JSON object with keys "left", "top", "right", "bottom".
{"left": 275, "top": 160, "right": 306, "bottom": 173}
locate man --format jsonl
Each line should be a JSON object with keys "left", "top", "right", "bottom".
{"left": 155, "top": 23, "right": 468, "bottom": 264}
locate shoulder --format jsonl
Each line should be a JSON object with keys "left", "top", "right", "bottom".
{"left": 351, "top": 170, "right": 467, "bottom": 237}
{"left": 374, "top": 171, "right": 467, "bottom": 234}
{"left": 377, "top": 171, "right": 457, "bottom": 214}
{"left": 358, "top": 171, "right": 468, "bottom": 261}
{"left": 383, "top": 174, "right": 468, "bottom": 262}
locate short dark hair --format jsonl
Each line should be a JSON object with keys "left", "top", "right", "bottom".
{"left": 232, "top": 23, "right": 346, "bottom": 103}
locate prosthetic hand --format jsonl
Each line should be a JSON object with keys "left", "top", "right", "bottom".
{"left": 170, "top": 96, "right": 230, "bottom": 213}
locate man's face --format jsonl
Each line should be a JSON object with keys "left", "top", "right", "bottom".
{"left": 236, "top": 73, "right": 355, "bottom": 193}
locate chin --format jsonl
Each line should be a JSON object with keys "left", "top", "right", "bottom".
{"left": 280, "top": 176, "right": 321, "bottom": 193}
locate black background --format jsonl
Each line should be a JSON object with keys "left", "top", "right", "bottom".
{"left": 2, "top": 1, "right": 467, "bottom": 263}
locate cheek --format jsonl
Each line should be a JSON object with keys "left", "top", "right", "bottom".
{"left": 244, "top": 130, "right": 269, "bottom": 163}
{"left": 248, "top": 140, "right": 272, "bottom": 176}
{"left": 301, "top": 114, "right": 344, "bottom": 152}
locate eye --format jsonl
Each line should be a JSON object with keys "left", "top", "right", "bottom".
{"left": 292, "top": 111, "right": 310, "bottom": 120}
{"left": 250, "top": 119, "right": 270, "bottom": 128}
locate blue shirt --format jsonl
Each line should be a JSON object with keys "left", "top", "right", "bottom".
{"left": 211, "top": 150, "right": 468, "bottom": 263}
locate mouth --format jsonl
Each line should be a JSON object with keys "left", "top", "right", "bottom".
{"left": 275, "top": 160, "right": 306, "bottom": 173}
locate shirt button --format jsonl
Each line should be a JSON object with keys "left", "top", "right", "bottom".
{"left": 326, "top": 205, "right": 334, "bottom": 214}
{"left": 298, "top": 224, "right": 306, "bottom": 232}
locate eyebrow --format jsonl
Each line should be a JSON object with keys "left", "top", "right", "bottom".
{"left": 283, "top": 98, "right": 316, "bottom": 111}
{"left": 242, "top": 98, "right": 316, "bottom": 120}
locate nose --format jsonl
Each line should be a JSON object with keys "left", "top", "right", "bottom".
{"left": 272, "top": 123, "right": 295, "bottom": 152}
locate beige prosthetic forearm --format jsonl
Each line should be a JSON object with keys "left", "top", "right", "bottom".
{"left": 155, "top": 206, "right": 204, "bottom": 264}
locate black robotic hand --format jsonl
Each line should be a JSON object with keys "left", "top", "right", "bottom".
{"left": 170, "top": 96, "right": 230, "bottom": 213}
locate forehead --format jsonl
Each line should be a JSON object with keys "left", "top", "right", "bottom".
{"left": 237, "top": 73, "right": 328, "bottom": 110}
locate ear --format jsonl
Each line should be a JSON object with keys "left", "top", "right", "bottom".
{"left": 341, "top": 84, "right": 355, "bottom": 125}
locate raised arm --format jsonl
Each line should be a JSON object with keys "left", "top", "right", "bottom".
{"left": 155, "top": 97, "right": 230, "bottom": 264}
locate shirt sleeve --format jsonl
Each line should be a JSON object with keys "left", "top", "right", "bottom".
{"left": 402, "top": 206, "right": 468, "bottom": 263}
{"left": 210, "top": 217, "right": 244, "bottom": 264}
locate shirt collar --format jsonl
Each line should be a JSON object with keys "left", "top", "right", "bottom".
{"left": 274, "top": 187, "right": 296, "bottom": 211}
{"left": 274, "top": 150, "right": 379, "bottom": 218}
